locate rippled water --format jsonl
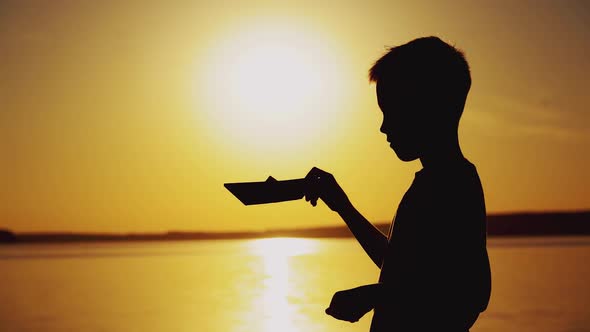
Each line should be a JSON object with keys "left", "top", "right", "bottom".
{"left": 1, "top": 237, "right": 589, "bottom": 332}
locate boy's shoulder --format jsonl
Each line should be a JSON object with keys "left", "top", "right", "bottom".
{"left": 412, "top": 158, "right": 484, "bottom": 211}
{"left": 415, "top": 158, "right": 480, "bottom": 187}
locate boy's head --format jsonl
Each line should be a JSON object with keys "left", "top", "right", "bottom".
{"left": 369, "top": 36, "right": 471, "bottom": 161}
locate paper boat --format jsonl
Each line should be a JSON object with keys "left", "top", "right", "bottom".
{"left": 224, "top": 176, "right": 307, "bottom": 205}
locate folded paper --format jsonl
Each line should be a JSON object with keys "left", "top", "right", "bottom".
{"left": 224, "top": 177, "right": 307, "bottom": 205}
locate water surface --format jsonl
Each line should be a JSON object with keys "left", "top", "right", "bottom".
{"left": 1, "top": 237, "right": 589, "bottom": 332}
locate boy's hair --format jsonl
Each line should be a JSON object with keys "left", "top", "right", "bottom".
{"left": 369, "top": 36, "right": 471, "bottom": 123}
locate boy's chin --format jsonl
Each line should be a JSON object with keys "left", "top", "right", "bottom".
{"left": 391, "top": 146, "right": 419, "bottom": 162}
{"left": 397, "top": 155, "right": 419, "bottom": 162}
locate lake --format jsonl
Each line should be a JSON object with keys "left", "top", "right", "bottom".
{"left": 1, "top": 237, "right": 589, "bottom": 332}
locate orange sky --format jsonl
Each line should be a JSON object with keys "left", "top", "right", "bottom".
{"left": 2, "top": 0, "right": 589, "bottom": 232}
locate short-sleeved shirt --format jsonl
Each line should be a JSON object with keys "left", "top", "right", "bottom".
{"left": 370, "top": 159, "right": 491, "bottom": 331}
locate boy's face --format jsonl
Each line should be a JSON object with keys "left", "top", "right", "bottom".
{"left": 376, "top": 80, "right": 423, "bottom": 162}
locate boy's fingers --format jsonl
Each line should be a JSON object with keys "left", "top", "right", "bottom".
{"left": 305, "top": 167, "right": 318, "bottom": 180}
{"left": 305, "top": 167, "right": 331, "bottom": 208}
{"left": 304, "top": 193, "right": 318, "bottom": 207}
{"left": 325, "top": 307, "right": 342, "bottom": 318}
{"left": 305, "top": 192, "right": 317, "bottom": 201}
{"left": 307, "top": 166, "right": 328, "bottom": 181}
{"left": 326, "top": 307, "right": 356, "bottom": 322}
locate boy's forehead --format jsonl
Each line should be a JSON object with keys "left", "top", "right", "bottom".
{"left": 376, "top": 78, "right": 409, "bottom": 101}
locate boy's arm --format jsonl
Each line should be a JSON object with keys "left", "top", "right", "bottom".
{"left": 305, "top": 167, "right": 388, "bottom": 268}
{"left": 337, "top": 202, "right": 388, "bottom": 268}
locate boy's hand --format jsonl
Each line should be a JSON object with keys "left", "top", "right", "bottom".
{"left": 304, "top": 167, "right": 351, "bottom": 213}
{"left": 325, "top": 284, "right": 379, "bottom": 323}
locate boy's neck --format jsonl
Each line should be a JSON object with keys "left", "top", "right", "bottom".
{"left": 419, "top": 135, "right": 465, "bottom": 170}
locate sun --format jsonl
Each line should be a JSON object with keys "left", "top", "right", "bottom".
{"left": 198, "top": 20, "right": 349, "bottom": 155}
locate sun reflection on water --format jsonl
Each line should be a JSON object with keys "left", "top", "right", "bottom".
{"left": 247, "top": 238, "right": 318, "bottom": 332}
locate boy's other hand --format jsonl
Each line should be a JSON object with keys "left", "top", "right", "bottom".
{"left": 304, "top": 167, "right": 351, "bottom": 213}
{"left": 325, "top": 284, "right": 378, "bottom": 323}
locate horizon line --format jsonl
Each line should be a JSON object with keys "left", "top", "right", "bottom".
{"left": 2, "top": 209, "right": 589, "bottom": 236}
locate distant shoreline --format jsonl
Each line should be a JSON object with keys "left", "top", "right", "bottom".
{"left": 1, "top": 211, "right": 589, "bottom": 244}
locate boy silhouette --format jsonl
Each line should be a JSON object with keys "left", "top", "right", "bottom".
{"left": 304, "top": 37, "right": 491, "bottom": 331}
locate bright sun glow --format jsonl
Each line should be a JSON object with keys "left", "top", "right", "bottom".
{"left": 248, "top": 238, "right": 318, "bottom": 332}
{"left": 249, "top": 237, "right": 318, "bottom": 257}
{"left": 199, "top": 20, "right": 348, "bottom": 154}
